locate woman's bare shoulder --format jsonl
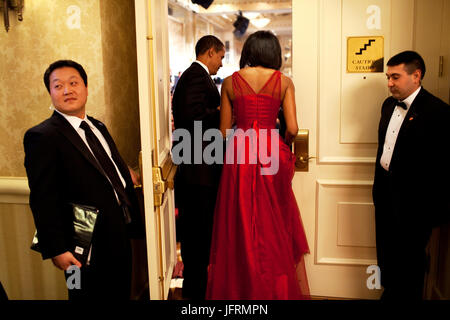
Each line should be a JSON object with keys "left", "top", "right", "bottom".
{"left": 221, "top": 75, "right": 234, "bottom": 98}
{"left": 280, "top": 73, "right": 294, "bottom": 98}
{"left": 222, "top": 75, "right": 233, "bottom": 89}
{"left": 280, "top": 73, "right": 294, "bottom": 87}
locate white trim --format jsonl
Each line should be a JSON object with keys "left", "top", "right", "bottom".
{"left": 319, "top": 156, "right": 376, "bottom": 164}
{"left": 317, "top": 257, "right": 377, "bottom": 266}
{"left": 317, "top": 179, "right": 374, "bottom": 186}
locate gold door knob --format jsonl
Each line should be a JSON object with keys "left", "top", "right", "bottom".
{"left": 294, "top": 129, "right": 316, "bottom": 171}
{"left": 297, "top": 156, "right": 317, "bottom": 163}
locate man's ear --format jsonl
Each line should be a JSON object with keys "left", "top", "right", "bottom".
{"left": 412, "top": 69, "right": 422, "bottom": 83}
{"left": 208, "top": 47, "right": 215, "bottom": 57}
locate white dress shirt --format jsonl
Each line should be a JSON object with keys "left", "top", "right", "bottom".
{"left": 195, "top": 60, "right": 211, "bottom": 75}
{"left": 54, "top": 109, "right": 126, "bottom": 188}
{"left": 380, "top": 86, "right": 421, "bottom": 171}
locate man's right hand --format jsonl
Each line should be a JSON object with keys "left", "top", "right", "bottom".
{"left": 51, "top": 251, "right": 82, "bottom": 270}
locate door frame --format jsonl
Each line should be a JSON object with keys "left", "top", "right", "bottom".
{"left": 134, "top": 0, "right": 177, "bottom": 300}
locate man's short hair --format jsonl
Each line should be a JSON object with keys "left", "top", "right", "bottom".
{"left": 44, "top": 60, "right": 88, "bottom": 92}
{"left": 195, "top": 35, "right": 224, "bottom": 57}
{"left": 387, "top": 51, "right": 426, "bottom": 79}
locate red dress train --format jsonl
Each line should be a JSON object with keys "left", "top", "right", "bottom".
{"left": 206, "top": 71, "right": 310, "bottom": 300}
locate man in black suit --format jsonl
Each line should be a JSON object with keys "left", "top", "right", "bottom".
{"left": 172, "top": 35, "right": 225, "bottom": 299}
{"left": 24, "top": 60, "right": 143, "bottom": 300}
{"left": 373, "top": 51, "right": 450, "bottom": 300}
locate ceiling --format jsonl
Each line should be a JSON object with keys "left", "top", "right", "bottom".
{"left": 169, "top": 0, "right": 292, "bottom": 36}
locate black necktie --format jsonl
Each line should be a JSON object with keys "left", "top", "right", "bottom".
{"left": 396, "top": 101, "right": 407, "bottom": 110}
{"left": 80, "top": 121, "right": 131, "bottom": 223}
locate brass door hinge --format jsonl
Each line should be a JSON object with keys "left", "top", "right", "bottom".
{"left": 152, "top": 166, "right": 166, "bottom": 207}
{"left": 152, "top": 155, "right": 178, "bottom": 207}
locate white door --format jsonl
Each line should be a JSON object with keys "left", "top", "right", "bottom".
{"left": 135, "top": 0, "right": 177, "bottom": 300}
{"left": 293, "top": 0, "right": 447, "bottom": 299}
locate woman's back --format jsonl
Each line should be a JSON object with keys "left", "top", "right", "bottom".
{"left": 231, "top": 67, "right": 282, "bottom": 131}
{"left": 220, "top": 66, "right": 298, "bottom": 144}
{"left": 233, "top": 67, "right": 286, "bottom": 95}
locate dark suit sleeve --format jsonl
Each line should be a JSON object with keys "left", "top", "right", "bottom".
{"left": 174, "top": 70, "right": 220, "bottom": 130}
{"left": 24, "top": 129, "right": 71, "bottom": 259}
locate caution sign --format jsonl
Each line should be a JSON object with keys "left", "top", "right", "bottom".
{"left": 347, "top": 36, "right": 384, "bottom": 73}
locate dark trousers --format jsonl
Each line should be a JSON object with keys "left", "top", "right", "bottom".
{"left": 65, "top": 242, "right": 132, "bottom": 300}
{"left": 177, "top": 184, "right": 218, "bottom": 300}
{"left": 380, "top": 261, "right": 426, "bottom": 300}
{"left": 375, "top": 170, "right": 430, "bottom": 300}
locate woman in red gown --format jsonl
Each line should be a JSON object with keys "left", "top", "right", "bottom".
{"left": 206, "top": 31, "right": 310, "bottom": 300}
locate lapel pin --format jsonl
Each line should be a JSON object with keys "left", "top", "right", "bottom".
{"left": 409, "top": 116, "right": 414, "bottom": 121}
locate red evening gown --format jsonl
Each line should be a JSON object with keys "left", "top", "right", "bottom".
{"left": 206, "top": 70, "right": 310, "bottom": 300}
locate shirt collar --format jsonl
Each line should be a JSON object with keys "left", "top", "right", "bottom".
{"left": 400, "top": 86, "right": 421, "bottom": 110}
{"left": 54, "top": 108, "right": 91, "bottom": 130}
{"left": 194, "top": 60, "right": 210, "bottom": 75}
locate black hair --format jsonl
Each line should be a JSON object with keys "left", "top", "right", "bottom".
{"left": 387, "top": 51, "right": 426, "bottom": 79}
{"left": 195, "top": 35, "right": 224, "bottom": 57}
{"left": 43, "top": 60, "right": 88, "bottom": 92}
{"left": 239, "top": 30, "right": 282, "bottom": 70}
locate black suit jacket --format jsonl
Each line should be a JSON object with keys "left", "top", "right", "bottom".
{"left": 172, "top": 62, "right": 222, "bottom": 187}
{"left": 373, "top": 88, "right": 450, "bottom": 240}
{"left": 24, "top": 111, "right": 143, "bottom": 264}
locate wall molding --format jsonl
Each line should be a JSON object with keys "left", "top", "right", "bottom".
{"left": 317, "top": 257, "right": 377, "bottom": 266}
{"left": 319, "top": 156, "right": 376, "bottom": 164}
{"left": 316, "top": 179, "right": 374, "bottom": 187}
{"left": 0, "top": 177, "right": 29, "bottom": 204}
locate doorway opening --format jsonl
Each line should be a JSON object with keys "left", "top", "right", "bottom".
{"left": 166, "top": 0, "right": 293, "bottom": 300}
